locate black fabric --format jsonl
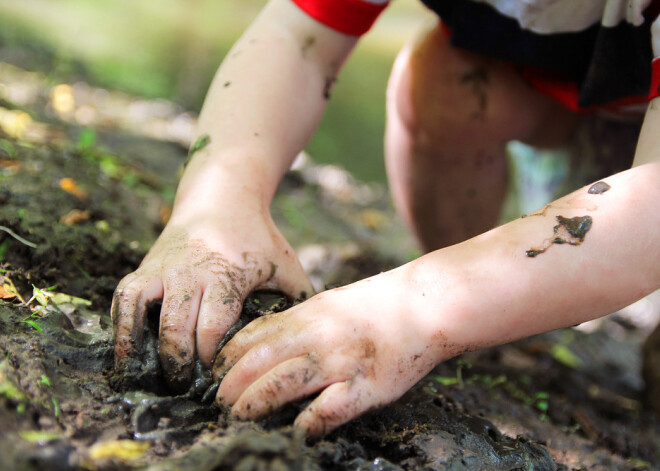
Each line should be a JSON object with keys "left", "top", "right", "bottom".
{"left": 420, "top": 0, "right": 654, "bottom": 107}
{"left": 580, "top": 22, "right": 652, "bottom": 106}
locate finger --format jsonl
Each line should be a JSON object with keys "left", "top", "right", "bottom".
{"left": 228, "top": 353, "right": 330, "bottom": 419}
{"left": 112, "top": 275, "right": 164, "bottom": 361}
{"left": 211, "top": 309, "right": 292, "bottom": 380}
{"left": 158, "top": 269, "right": 202, "bottom": 391}
{"left": 258, "top": 250, "right": 315, "bottom": 301}
{"left": 294, "top": 379, "right": 377, "bottom": 437}
{"left": 196, "top": 282, "right": 244, "bottom": 368}
{"left": 216, "top": 322, "right": 311, "bottom": 403}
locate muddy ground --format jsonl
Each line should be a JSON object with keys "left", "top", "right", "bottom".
{"left": 1, "top": 41, "right": 659, "bottom": 471}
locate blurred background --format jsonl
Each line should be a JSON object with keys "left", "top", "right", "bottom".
{"left": 0, "top": 0, "right": 433, "bottom": 183}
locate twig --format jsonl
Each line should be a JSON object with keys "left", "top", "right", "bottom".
{"left": 0, "top": 225, "right": 38, "bottom": 248}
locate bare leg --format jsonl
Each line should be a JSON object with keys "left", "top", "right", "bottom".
{"left": 385, "top": 20, "right": 579, "bottom": 252}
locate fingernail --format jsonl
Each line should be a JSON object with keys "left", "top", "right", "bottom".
{"left": 216, "top": 393, "right": 228, "bottom": 408}
{"left": 231, "top": 407, "right": 245, "bottom": 420}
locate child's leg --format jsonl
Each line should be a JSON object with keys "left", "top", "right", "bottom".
{"left": 385, "top": 20, "right": 578, "bottom": 252}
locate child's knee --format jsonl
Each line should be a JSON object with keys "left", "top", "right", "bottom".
{"left": 387, "top": 22, "right": 473, "bottom": 147}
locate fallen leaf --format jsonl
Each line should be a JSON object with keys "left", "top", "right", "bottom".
{"left": 0, "top": 284, "right": 15, "bottom": 299}
{"left": 19, "top": 430, "right": 63, "bottom": 444}
{"left": 59, "top": 178, "right": 88, "bottom": 200}
{"left": 32, "top": 286, "right": 50, "bottom": 306}
{"left": 89, "top": 439, "right": 151, "bottom": 462}
{"left": 60, "top": 209, "right": 90, "bottom": 225}
{"left": 550, "top": 344, "right": 581, "bottom": 369}
{"left": 31, "top": 286, "right": 91, "bottom": 307}
{"left": 0, "top": 158, "right": 21, "bottom": 176}
{"left": 50, "top": 292, "right": 92, "bottom": 307}
{"left": 1, "top": 276, "right": 22, "bottom": 301}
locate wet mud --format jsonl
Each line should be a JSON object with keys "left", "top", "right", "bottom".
{"left": 526, "top": 215, "right": 593, "bottom": 258}
{"left": 588, "top": 181, "right": 611, "bottom": 195}
{"left": 0, "top": 50, "right": 659, "bottom": 470}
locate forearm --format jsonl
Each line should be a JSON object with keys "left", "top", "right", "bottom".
{"left": 173, "top": 0, "right": 358, "bottom": 217}
{"left": 411, "top": 161, "right": 660, "bottom": 360}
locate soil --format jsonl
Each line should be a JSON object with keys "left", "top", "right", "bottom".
{"left": 1, "top": 41, "right": 659, "bottom": 471}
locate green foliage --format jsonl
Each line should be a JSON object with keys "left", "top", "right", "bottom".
{"left": 0, "top": 361, "right": 28, "bottom": 412}
{"left": 0, "top": 240, "right": 9, "bottom": 260}
{"left": 434, "top": 363, "right": 552, "bottom": 421}
{"left": 0, "top": 139, "right": 16, "bottom": 157}
{"left": 550, "top": 344, "right": 581, "bottom": 369}
{"left": 22, "top": 318, "right": 43, "bottom": 332}
{"left": 38, "top": 375, "right": 51, "bottom": 387}
{"left": 77, "top": 128, "right": 97, "bottom": 151}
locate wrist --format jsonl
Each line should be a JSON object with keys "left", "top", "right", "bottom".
{"left": 171, "top": 153, "right": 275, "bottom": 222}
{"left": 401, "top": 245, "right": 485, "bottom": 364}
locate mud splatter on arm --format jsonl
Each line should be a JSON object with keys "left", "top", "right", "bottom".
{"left": 588, "top": 181, "right": 611, "bottom": 194}
{"left": 525, "top": 181, "right": 612, "bottom": 257}
{"left": 525, "top": 215, "right": 593, "bottom": 257}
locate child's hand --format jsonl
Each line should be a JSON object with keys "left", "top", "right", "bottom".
{"left": 212, "top": 266, "right": 448, "bottom": 436}
{"left": 112, "top": 208, "right": 313, "bottom": 391}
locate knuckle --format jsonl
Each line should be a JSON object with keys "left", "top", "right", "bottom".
{"left": 160, "top": 342, "right": 194, "bottom": 367}
{"left": 164, "top": 265, "right": 193, "bottom": 282}
{"left": 159, "top": 321, "right": 187, "bottom": 338}
{"left": 197, "top": 323, "right": 225, "bottom": 340}
{"left": 113, "top": 282, "right": 144, "bottom": 304}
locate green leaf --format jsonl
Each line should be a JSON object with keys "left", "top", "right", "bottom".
{"left": 52, "top": 397, "right": 60, "bottom": 418}
{"left": 0, "top": 240, "right": 9, "bottom": 260}
{"left": 99, "top": 155, "right": 123, "bottom": 179}
{"left": 0, "top": 139, "right": 16, "bottom": 156}
{"left": 434, "top": 376, "right": 459, "bottom": 386}
{"left": 550, "top": 344, "right": 581, "bottom": 369}
{"left": 77, "top": 128, "right": 97, "bottom": 150}
{"left": 23, "top": 319, "right": 43, "bottom": 332}
{"left": 536, "top": 400, "right": 549, "bottom": 412}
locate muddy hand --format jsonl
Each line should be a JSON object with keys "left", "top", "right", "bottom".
{"left": 213, "top": 267, "right": 443, "bottom": 436}
{"left": 112, "top": 213, "right": 313, "bottom": 392}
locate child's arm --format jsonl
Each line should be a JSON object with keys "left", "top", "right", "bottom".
{"left": 112, "top": 0, "right": 360, "bottom": 388}
{"left": 213, "top": 99, "right": 660, "bottom": 436}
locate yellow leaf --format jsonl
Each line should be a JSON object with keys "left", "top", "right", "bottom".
{"left": 0, "top": 284, "right": 16, "bottom": 299}
{"left": 19, "top": 430, "right": 63, "bottom": 444}
{"left": 0, "top": 276, "right": 23, "bottom": 302}
{"left": 89, "top": 440, "right": 150, "bottom": 462}
{"left": 49, "top": 292, "right": 92, "bottom": 307}
{"left": 32, "top": 286, "right": 51, "bottom": 306}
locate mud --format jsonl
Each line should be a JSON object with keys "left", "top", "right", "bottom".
{"left": 0, "top": 48, "right": 659, "bottom": 470}
{"left": 588, "top": 181, "right": 611, "bottom": 195}
{"left": 460, "top": 67, "right": 489, "bottom": 119}
{"left": 323, "top": 76, "right": 336, "bottom": 100}
{"left": 526, "top": 215, "right": 593, "bottom": 258}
